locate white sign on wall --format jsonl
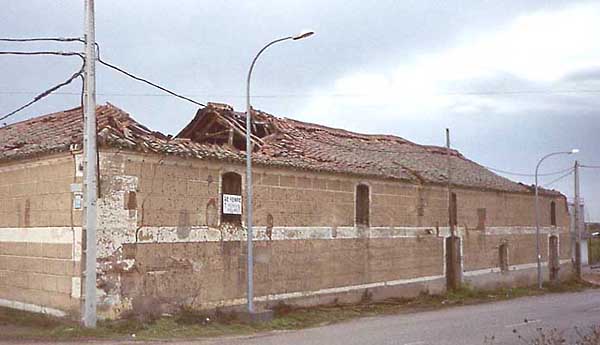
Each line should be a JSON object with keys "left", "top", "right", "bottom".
{"left": 223, "top": 194, "right": 242, "bottom": 215}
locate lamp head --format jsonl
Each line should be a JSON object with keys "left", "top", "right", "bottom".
{"left": 293, "top": 30, "right": 315, "bottom": 40}
{"left": 571, "top": 149, "right": 580, "bottom": 154}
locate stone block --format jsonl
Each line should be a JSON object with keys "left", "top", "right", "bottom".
{"left": 279, "top": 175, "right": 296, "bottom": 188}
{"left": 261, "top": 173, "right": 279, "bottom": 186}
{"left": 42, "top": 243, "right": 72, "bottom": 259}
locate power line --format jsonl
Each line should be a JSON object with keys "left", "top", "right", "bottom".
{"left": 0, "top": 67, "right": 84, "bottom": 122}
{"left": 0, "top": 51, "right": 83, "bottom": 58}
{"left": 97, "top": 58, "right": 205, "bottom": 107}
{"left": 0, "top": 49, "right": 85, "bottom": 122}
{"left": 0, "top": 43, "right": 205, "bottom": 121}
{"left": 483, "top": 165, "right": 573, "bottom": 177}
{"left": 543, "top": 168, "right": 574, "bottom": 187}
{"left": 0, "top": 37, "right": 83, "bottom": 43}
{"left": 5, "top": 40, "right": 600, "bottom": 100}
{"left": 0, "top": 42, "right": 591, "bottom": 184}
{"left": 4, "top": 89, "right": 600, "bottom": 99}
{"left": 581, "top": 164, "right": 600, "bottom": 169}
{"left": 94, "top": 43, "right": 205, "bottom": 108}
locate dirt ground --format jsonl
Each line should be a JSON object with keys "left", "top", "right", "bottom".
{"left": 0, "top": 275, "right": 598, "bottom": 344}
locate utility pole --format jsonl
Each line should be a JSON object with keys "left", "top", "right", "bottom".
{"left": 446, "top": 128, "right": 454, "bottom": 237}
{"left": 82, "top": 0, "right": 98, "bottom": 328}
{"left": 574, "top": 160, "right": 581, "bottom": 279}
{"left": 446, "top": 128, "right": 461, "bottom": 290}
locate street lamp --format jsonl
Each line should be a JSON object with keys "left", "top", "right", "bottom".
{"left": 245, "top": 31, "right": 314, "bottom": 313}
{"left": 534, "top": 149, "right": 578, "bottom": 289}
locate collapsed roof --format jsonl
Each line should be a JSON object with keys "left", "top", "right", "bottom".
{"left": 0, "top": 102, "right": 551, "bottom": 194}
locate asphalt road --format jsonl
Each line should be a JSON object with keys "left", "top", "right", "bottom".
{"left": 202, "top": 289, "right": 600, "bottom": 345}
{"left": 3, "top": 290, "right": 600, "bottom": 345}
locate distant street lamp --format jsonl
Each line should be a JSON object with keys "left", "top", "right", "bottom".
{"left": 534, "top": 149, "right": 578, "bottom": 289}
{"left": 245, "top": 31, "right": 314, "bottom": 313}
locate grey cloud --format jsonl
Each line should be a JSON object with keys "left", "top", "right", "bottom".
{"left": 562, "top": 66, "right": 600, "bottom": 82}
{"left": 2, "top": 0, "right": 600, "bottom": 219}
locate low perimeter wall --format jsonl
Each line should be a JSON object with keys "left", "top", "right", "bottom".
{"left": 111, "top": 226, "right": 572, "bottom": 317}
{"left": 120, "top": 235, "right": 445, "bottom": 315}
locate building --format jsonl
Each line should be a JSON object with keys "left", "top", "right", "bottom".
{"left": 585, "top": 222, "right": 600, "bottom": 266}
{"left": 0, "top": 102, "right": 572, "bottom": 318}
{"left": 569, "top": 202, "right": 588, "bottom": 266}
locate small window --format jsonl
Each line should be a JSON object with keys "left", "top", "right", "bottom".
{"left": 477, "top": 208, "right": 486, "bottom": 230}
{"left": 221, "top": 172, "right": 242, "bottom": 224}
{"left": 355, "top": 184, "right": 370, "bottom": 226}
{"left": 550, "top": 201, "right": 556, "bottom": 226}
{"left": 417, "top": 195, "right": 425, "bottom": 217}
{"left": 499, "top": 241, "right": 509, "bottom": 272}
{"left": 124, "top": 191, "right": 137, "bottom": 210}
{"left": 450, "top": 192, "right": 458, "bottom": 226}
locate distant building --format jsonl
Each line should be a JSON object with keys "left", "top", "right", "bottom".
{"left": 586, "top": 222, "right": 600, "bottom": 236}
{"left": 586, "top": 222, "right": 600, "bottom": 266}
{"left": 0, "top": 102, "right": 573, "bottom": 318}
{"left": 569, "top": 202, "right": 588, "bottom": 265}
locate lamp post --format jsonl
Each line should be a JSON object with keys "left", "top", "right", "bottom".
{"left": 245, "top": 31, "right": 314, "bottom": 313}
{"left": 534, "top": 149, "right": 578, "bottom": 289}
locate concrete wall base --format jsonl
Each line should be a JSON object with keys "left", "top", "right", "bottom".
{"left": 257, "top": 278, "right": 447, "bottom": 310}
{"left": 465, "top": 263, "right": 574, "bottom": 290}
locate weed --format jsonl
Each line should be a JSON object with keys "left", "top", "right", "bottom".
{"left": 0, "top": 278, "right": 596, "bottom": 341}
{"left": 486, "top": 323, "right": 600, "bottom": 345}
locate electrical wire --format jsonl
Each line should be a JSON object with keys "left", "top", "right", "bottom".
{"left": 0, "top": 49, "right": 85, "bottom": 122}
{"left": 0, "top": 37, "right": 83, "bottom": 43}
{"left": 94, "top": 43, "right": 205, "bottom": 107}
{"left": 5, "top": 90, "right": 600, "bottom": 98}
{"left": 0, "top": 41, "right": 590, "bottom": 183}
{"left": 0, "top": 67, "right": 84, "bottom": 122}
{"left": 0, "top": 51, "right": 83, "bottom": 58}
{"left": 478, "top": 165, "right": 573, "bottom": 177}
{"left": 0, "top": 42, "right": 205, "bottom": 121}
{"left": 543, "top": 168, "right": 574, "bottom": 188}
{"left": 581, "top": 165, "right": 600, "bottom": 169}
{"left": 97, "top": 58, "right": 205, "bottom": 107}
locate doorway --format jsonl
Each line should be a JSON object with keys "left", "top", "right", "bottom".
{"left": 549, "top": 235, "right": 559, "bottom": 282}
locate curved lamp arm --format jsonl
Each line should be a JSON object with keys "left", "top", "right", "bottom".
{"left": 246, "top": 36, "right": 293, "bottom": 112}
{"left": 246, "top": 31, "right": 314, "bottom": 120}
{"left": 535, "top": 150, "right": 578, "bottom": 187}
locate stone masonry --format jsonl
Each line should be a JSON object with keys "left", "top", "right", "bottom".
{"left": 0, "top": 103, "right": 573, "bottom": 319}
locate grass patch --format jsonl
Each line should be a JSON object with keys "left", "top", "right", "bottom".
{"left": 0, "top": 279, "right": 595, "bottom": 341}
{"left": 589, "top": 238, "right": 600, "bottom": 264}
{"left": 0, "top": 307, "right": 64, "bottom": 329}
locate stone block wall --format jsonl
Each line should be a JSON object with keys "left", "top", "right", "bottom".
{"left": 91, "top": 150, "right": 572, "bottom": 317}
{"left": 0, "top": 154, "right": 82, "bottom": 316}
{"left": 0, "top": 154, "right": 80, "bottom": 228}
{"left": 463, "top": 231, "right": 572, "bottom": 272}
{"left": 0, "top": 149, "right": 573, "bottom": 318}
{"left": 108, "top": 151, "right": 569, "bottom": 231}
{"left": 120, "top": 236, "right": 444, "bottom": 311}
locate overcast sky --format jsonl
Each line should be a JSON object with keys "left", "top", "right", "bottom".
{"left": 2, "top": 0, "right": 600, "bottom": 220}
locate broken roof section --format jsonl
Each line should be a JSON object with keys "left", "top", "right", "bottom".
{"left": 0, "top": 103, "right": 241, "bottom": 163}
{"left": 179, "top": 102, "right": 532, "bottom": 193}
{"left": 0, "top": 102, "right": 553, "bottom": 194}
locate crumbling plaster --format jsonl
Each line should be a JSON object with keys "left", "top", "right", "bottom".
{"left": 92, "top": 151, "right": 571, "bottom": 318}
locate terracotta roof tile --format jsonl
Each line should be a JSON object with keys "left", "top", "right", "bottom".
{"left": 0, "top": 103, "right": 557, "bottom": 195}
{"left": 178, "top": 105, "right": 536, "bottom": 193}
{"left": 0, "top": 103, "right": 242, "bottom": 162}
